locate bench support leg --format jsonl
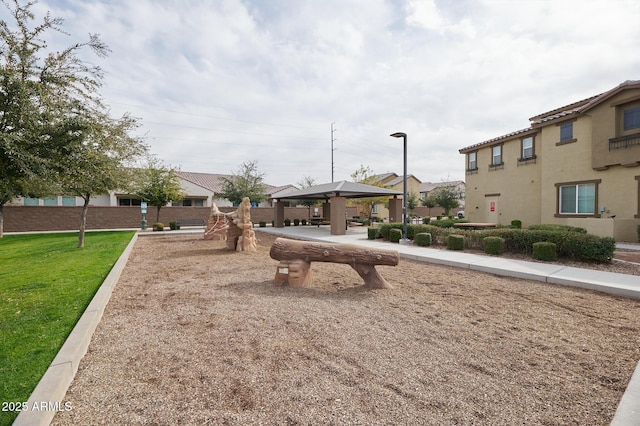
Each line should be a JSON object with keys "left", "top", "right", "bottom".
{"left": 351, "top": 264, "right": 393, "bottom": 289}
{"left": 274, "top": 260, "right": 312, "bottom": 287}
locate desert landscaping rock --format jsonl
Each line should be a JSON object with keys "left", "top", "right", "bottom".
{"left": 52, "top": 232, "right": 640, "bottom": 425}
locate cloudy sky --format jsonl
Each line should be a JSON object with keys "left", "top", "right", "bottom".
{"left": 6, "top": 0, "right": 640, "bottom": 187}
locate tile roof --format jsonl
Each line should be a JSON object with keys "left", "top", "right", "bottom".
{"left": 460, "top": 80, "right": 640, "bottom": 153}
{"left": 175, "top": 171, "right": 285, "bottom": 195}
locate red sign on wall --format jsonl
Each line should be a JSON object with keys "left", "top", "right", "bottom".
{"left": 490, "top": 201, "right": 495, "bottom": 212}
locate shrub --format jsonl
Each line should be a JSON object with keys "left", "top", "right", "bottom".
{"left": 533, "top": 242, "right": 557, "bottom": 261}
{"left": 637, "top": 224, "right": 640, "bottom": 242}
{"left": 301, "top": 219, "right": 307, "bottom": 226}
{"left": 422, "top": 217, "right": 431, "bottom": 224}
{"left": 379, "top": 223, "right": 403, "bottom": 240}
{"left": 293, "top": 218, "right": 300, "bottom": 226}
{"left": 436, "top": 215, "right": 442, "bottom": 220}
{"left": 169, "top": 221, "right": 180, "bottom": 230}
{"left": 367, "top": 227, "right": 379, "bottom": 240}
{"left": 447, "top": 234, "right": 464, "bottom": 250}
{"left": 510, "top": 220, "right": 522, "bottom": 229}
{"left": 483, "top": 236, "right": 505, "bottom": 255}
{"left": 152, "top": 222, "right": 164, "bottom": 231}
{"left": 389, "top": 228, "right": 402, "bottom": 243}
{"left": 415, "top": 232, "right": 432, "bottom": 247}
{"left": 430, "top": 219, "right": 457, "bottom": 228}
{"left": 528, "top": 224, "right": 587, "bottom": 233}
{"left": 259, "top": 221, "right": 266, "bottom": 227}
{"left": 284, "top": 218, "right": 291, "bottom": 226}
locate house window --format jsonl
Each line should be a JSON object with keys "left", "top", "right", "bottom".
{"left": 467, "top": 151, "right": 477, "bottom": 170}
{"left": 118, "top": 198, "right": 141, "bottom": 206}
{"left": 558, "top": 182, "right": 598, "bottom": 215}
{"left": 43, "top": 197, "right": 57, "bottom": 206}
{"left": 624, "top": 106, "right": 640, "bottom": 131}
{"left": 62, "top": 196, "right": 76, "bottom": 206}
{"left": 24, "top": 197, "right": 39, "bottom": 206}
{"left": 372, "top": 204, "right": 379, "bottom": 214}
{"left": 521, "top": 136, "right": 534, "bottom": 159}
{"left": 560, "top": 122, "right": 573, "bottom": 141}
{"left": 491, "top": 145, "right": 502, "bottom": 165}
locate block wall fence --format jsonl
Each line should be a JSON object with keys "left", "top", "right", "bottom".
{"left": 3, "top": 206, "right": 359, "bottom": 233}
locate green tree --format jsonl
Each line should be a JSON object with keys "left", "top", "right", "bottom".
{"left": 431, "top": 185, "right": 461, "bottom": 216}
{"left": 407, "top": 191, "right": 419, "bottom": 211}
{"left": 135, "top": 157, "right": 184, "bottom": 222}
{"left": 421, "top": 195, "right": 437, "bottom": 217}
{"left": 56, "top": 112, "right": 147, "bottom": 247}
{"left": 0, "top": 0, "right": 109, "bottom": 237}
{"left": 221, "top": 160, "right": 267, "bottom": 206}
{"left": 350, "top": 164, "right": 387, "bottom": 223}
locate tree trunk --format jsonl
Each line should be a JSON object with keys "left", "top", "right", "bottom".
{"left": 0, "top": 203, "right": 4, "bottom": 238}
{"left": 156, "top": 206, "right": 161, "bottom": 223}
{"left": 78, "top": 195, "right": 90, "bottom": 248}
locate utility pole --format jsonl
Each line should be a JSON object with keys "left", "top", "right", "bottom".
{"left": 331, "top": 122, "right": 337, "bottom": 182}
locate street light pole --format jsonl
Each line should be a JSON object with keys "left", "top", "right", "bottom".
{"left": 390, "top": 132, "right": 408, "bottom": 244}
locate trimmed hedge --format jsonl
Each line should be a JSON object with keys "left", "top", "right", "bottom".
{"left": 415, "top": 232, "right": 432, "bottom": 247}
{"left": 448, "top": 234, "right": 464, "bottom": 250}
{"left": 378, "top": 222, "right": 615, "bottom": 263}
{"left": 483, "top": 236, "right": 505, "bottom": 255}
{"left": 510, "top": 220, "right": 522, "bottom": 229}
{"left": 367, "top": 227, "right": 379, "bottom": 240}
{"left": 389, "top": 228, "right": 402, "bottom": 243}
{"left": 533, "top": 242, "right": 557, "bottom": 261}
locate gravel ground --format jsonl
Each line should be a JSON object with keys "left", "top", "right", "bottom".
{"left": 52, "top": 231, "right": 640, "bottom": 425}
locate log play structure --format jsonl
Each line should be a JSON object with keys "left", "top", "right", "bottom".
{"left": 269, "top": 237, "right": 399, "bottom": 289}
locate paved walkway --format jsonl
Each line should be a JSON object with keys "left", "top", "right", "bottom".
{"left": 14, "top": 226, "right": 640, "bottom": 425}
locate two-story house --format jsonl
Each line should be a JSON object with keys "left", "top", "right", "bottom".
{"left": 459, "top": 80, "right": 640, "bottom": 241}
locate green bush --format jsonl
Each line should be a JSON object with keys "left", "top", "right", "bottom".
{"left": 367, "top": 227, "right": 379, "bottom": 240}
{"left": 389, "top": 228, "right": 402, "bottom": 243}
{"left": 152, "top": 222, "right": 164, "bottom": 231}
{"left": 415, "top": 232, "right": 432, "bottom": 247}
{"left": 483, "top": 236, "right": 505, "bottom": 255}
{"left": 533, "top": 242, "right": 557, "bottom": 261}
{"left": 422, "top": 217, "right": 431, "bottom": 224}
{"left": 302, "top": 219, "right": 307, "bottom": 225}
{"left": 430, "top": 219, "right": 457, "bottom": 228}
{"left": 259, "top": 221, "right": 266, "bottom": 227}
{"left": 510, "top": 220, "right": 522, "bottom": 229}
{"left": 447, "top": 234, "right": 464, "bottom": 250}
{"left": 169, "top": 221, "right": 179, "bottom": 230}
{"left": 293, "top": 218, "right": 300, "bottom": 226}
{"left": 528, "top": 224, "right": 587, "bottom": 233}
{"left": 284, "top": 218, "right": 291, "bottom": 226}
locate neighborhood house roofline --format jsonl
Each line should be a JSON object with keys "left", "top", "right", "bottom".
{"left": 459, "top": 80, "right": 640, "bottom": 154}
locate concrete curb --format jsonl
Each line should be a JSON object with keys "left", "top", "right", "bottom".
{"left": 13, "top": 233, "right": 139, "bottom": 426}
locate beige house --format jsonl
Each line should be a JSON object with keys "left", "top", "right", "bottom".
{"left": 369, "top": 173, "right": 422, "bottom": 220}
{"left": 9, "top": 170, "right": 294, "bottom": 208}
{"left": 459, "top": 80, "right": 640, "bottom": 242}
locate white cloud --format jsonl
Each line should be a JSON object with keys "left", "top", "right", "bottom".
{"left": 5, "top": 0, "right": 640, "bottom": 186}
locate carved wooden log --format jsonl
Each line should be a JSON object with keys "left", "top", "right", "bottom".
{"left": 269, "top": 237, "right": 398, "bottom": 289}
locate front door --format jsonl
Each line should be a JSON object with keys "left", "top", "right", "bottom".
{"left": 486, "top": 196, "right": 499, "bottom": 223}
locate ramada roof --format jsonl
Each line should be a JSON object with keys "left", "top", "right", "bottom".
{"left": 459, "top": 79, "right": 640, "bottom": 154}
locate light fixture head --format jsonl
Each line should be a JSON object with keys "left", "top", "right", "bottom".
{"left": 390, "top": 132, "right": 406, "bottom": 138}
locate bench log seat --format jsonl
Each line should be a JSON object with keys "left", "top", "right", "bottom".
{"left": 269, "top": 237, "right": 399, "bottom": 289}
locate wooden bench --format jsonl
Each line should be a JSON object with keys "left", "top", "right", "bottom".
{"left": 269, "top": 237, "right": 399, "bottom": 289}
{"left": 176, "top": 218, "right": 206, "bottom": 227}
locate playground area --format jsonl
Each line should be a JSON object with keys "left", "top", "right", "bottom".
{"left": 52, "top": 231, "right": 640, "bottom": 425}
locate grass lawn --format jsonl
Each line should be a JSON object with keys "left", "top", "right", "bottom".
{"left": 0, "top": 231, "right": 135, "bottom": 426}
